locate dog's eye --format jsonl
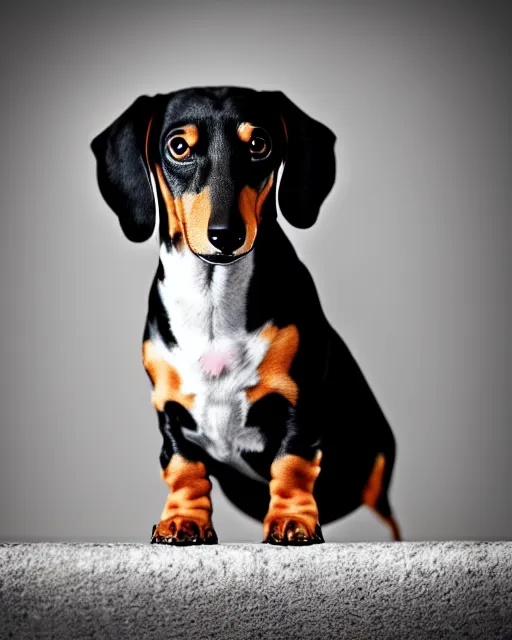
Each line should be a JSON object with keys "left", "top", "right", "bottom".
{"left": 250, "top": 137, "right": 266, "bottom": 153}
{"left": 249, "top": 129, "right": 271, "bottom": 160}
{"left": 168, "top": 136, "right": 191, "bottom": 161}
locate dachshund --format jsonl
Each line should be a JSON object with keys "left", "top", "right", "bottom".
{"left": 91, "top": 86, "right": 401, "bottom": 545}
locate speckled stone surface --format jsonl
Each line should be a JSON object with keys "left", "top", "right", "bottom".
{"left": 0, "top": 542, "right": 511, "bottom": 639}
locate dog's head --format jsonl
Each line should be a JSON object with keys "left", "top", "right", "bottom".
{"left": 92, "top": 87, "right": 336, "bottom": 264}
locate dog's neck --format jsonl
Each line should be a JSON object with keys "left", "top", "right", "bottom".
{"left": 157, "top": 241, "right": 254, "bottom": 352}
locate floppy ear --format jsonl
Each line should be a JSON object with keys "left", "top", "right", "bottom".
{"left": 91, "top": 95, "right": 162, "bottom": 242}
{"left": 273, "top": 91, "right": 336, "bottom": 229}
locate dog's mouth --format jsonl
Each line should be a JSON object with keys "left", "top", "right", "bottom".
{"left": 197, "top": 251, "right": 250, "bottom": 266}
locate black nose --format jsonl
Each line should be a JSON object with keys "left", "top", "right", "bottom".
{"left": 208, "top": 227, "right": 246, "bottom": 254}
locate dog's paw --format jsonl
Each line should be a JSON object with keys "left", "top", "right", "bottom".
{"left": 151, "top": 517, "right": 218, "bottom": 545}
{"left": 262, "top": 519, "right": 324, "bottom": 546}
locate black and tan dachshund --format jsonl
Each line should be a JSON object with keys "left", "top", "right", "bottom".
{"left": 91, "top": 86, "right": 401, "bottom": 545}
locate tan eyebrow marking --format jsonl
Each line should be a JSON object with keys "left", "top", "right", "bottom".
{"left": 237, "top": 122, "right": 256, "bottom": 143}
{"left": 170, "top": 124, "right": 199, "bottom": 147}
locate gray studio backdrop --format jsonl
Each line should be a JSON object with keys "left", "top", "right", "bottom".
{"left": 0, "top": 1, "right": 510, "bottom": 542}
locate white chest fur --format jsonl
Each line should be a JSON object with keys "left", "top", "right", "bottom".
{"left": 149, "top": 244, "right": 270, "bottom": 482}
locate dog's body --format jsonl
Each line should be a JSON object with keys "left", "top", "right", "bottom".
{"left": 92, "top": 86, "right": 400, "bottom": 544}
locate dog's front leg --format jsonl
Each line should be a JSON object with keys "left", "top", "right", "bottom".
{"left": 143, "top": 340, "right": 218, "bottom": 545}
{"left": 153, "top": 446, "right": 217, "bottom": 546}
{"left": 263, "top": 446, "right": 324, "bottom": 546}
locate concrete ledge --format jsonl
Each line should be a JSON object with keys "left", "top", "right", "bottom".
{"left": 1, "top": 542, "right": 511, "bottom": 639}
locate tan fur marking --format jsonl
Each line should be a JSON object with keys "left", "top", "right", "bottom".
{"left": 175, "top": 124, "right": 199, "bottom": 148}
{"left": 175, "top": 188, "right": 214, "bottom": 255}
{"left": 263, "top": 451, "right": 322, "bottom": 539}
{"left": 168, "top": 172, "right": 274, "bottom": 257}
{"left": 144, "top": 116, "right": 154, "bottom": 166}
{"left": 247, "top": 323, "right": 299, "bottom": 406}
{"left": 168, "top": 125, "right": 199, "bottom": 161}
{"left": 280, "top": 115, "right": 288, "bottom": 143}
{"left": 237, "top": 172, "right": 274, "bottom": 254}
{"left": 159, "top": 454, "right": 213, "bottom": 525}
{"left": 239, "top": 173, "right": 275, "bottom": 223}
{"left": 362, "top": 453, "right": 386, "bottom": 507}
{"left": 384, "top": 516, "right": 402, "bottom": 542}
{"left": 257, "top": 172, "right": 275, "bottom": 218}
{"left": 155, "top": 163, "right": 183, "bottom": 240}
{"left": 237, "top": 122, "right": 256, "bottom": 143}
{"left": 237, "top": 187, "right": 258, "bottom": 254}
{"left": 362, "top": 453, "right": 402, "bottom": 541}
{"left": 142, "top": 340, "right": 194, "bottom": 411}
